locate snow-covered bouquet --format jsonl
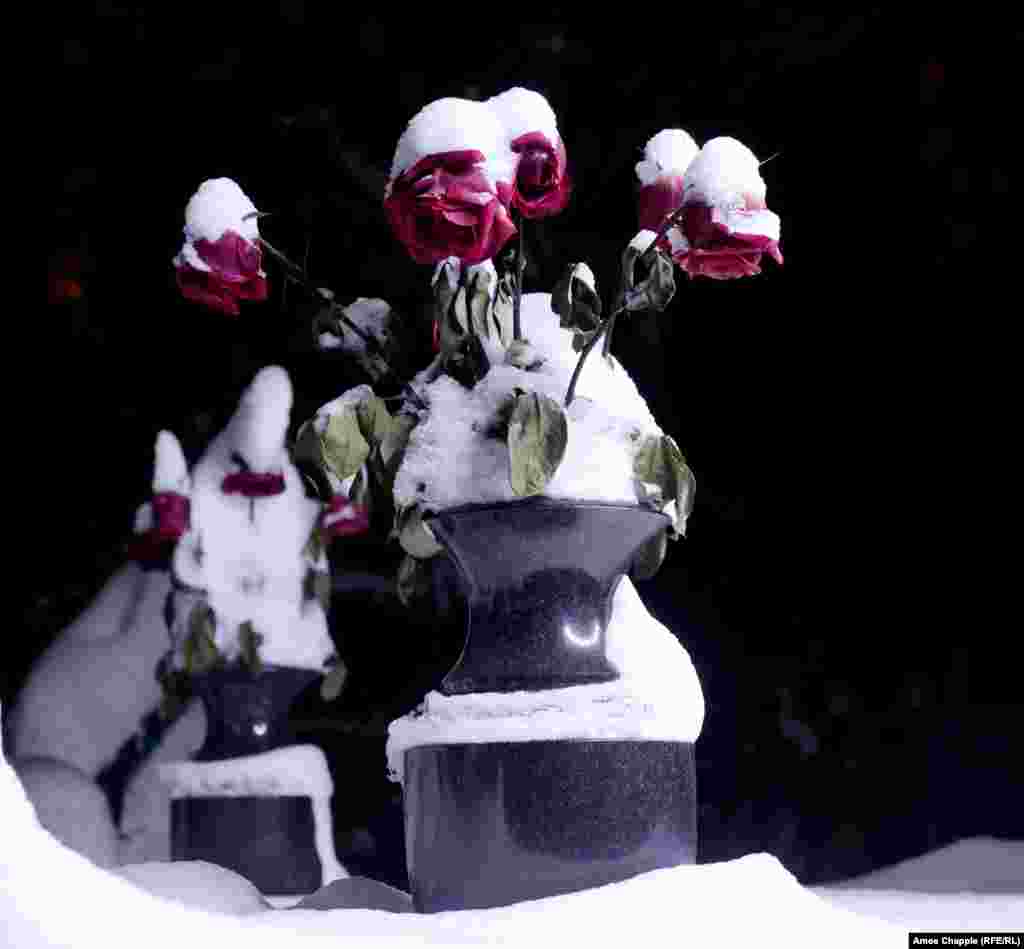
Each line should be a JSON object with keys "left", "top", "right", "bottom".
{"left": 167, "top": 86, "right": 783, "bottom": 655}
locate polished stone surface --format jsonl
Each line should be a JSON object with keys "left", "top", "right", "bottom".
{"left": 404, "top": 740, "right": 697, "bottom": 913}
{"left": 429, "top": 500, "right": 670, "bottom": 694}
{"left": 191, "top": 665, "right": 320, "bottom": 761}
{"left": 171, "top": 796, "right": 322, "bottom": 896}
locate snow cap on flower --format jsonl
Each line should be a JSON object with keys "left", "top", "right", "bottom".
{"left": 487, "top": 87, "right": 570, "bottom": 218}
{"left": 635, "top": 129, "right": 699, "bottom": 233}
{"left": 635, "top": 129, "right": 699, "bottom": 186}
{"left": 388, "top": 98, "right": 513, "bottom": 190}
{"left": 181, "top": 177, "right": 261, "bottom": 244}
{"left": 682, "top": 137, "right": 767, "bottom": 209}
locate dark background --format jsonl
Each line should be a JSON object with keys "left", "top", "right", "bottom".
{"left": 27, "top": 9, "right": 1016, "bottom": 888}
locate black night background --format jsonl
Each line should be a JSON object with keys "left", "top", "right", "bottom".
{"left": 24, "top": 8, "right": 1016, "bottom": 891}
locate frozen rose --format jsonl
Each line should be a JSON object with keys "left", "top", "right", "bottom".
{"left": 173, "top": 178, "right": 268, "bottom": 316}
{"left": 668, "top": 137, "right": 783, "bottom": 280}
{"left": 510, "top": 132, "right": 570, "bottom": 218}
{"left": 384, "top": 150, "right": 517, "bottom": 265}
{"left": 635, "top": 129, "right": 699, "bottom": 235}
{"left": 175, "top": 231, "right": 269, "bottom": 316}
{"left": 126, "top": 491, "right": 190, "bottom": 564}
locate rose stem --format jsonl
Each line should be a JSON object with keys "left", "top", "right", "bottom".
{"left": 512, "top": 214, "right": 525, "bottom": 342}
{"left": 565, "top": 207, "right": 684, "bottom": 407}
{"left": 258, "top": 235, "right": 426, "bottom": 410}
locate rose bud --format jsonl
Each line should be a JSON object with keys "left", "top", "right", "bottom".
{"left": 488, "top": 87, "right": 571, "bottom": 219}
{"left": 384, "top": 98, "right": 517, "bottom": 265}
{"left": 667, "top": 137, "right": 783, "bottom": 280}
{"left": 173, "top": 178, "right": 269, "bottom": 316}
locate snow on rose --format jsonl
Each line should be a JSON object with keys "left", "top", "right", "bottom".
{"left": 173, "top": 178, "right": 269, "bottom": 316}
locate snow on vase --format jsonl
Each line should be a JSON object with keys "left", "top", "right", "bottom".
{"left": 158, "top": 368, "right": 345, "bottom": 898}
{"left": 382, "top": 282, "right": 705, "bottom": 912}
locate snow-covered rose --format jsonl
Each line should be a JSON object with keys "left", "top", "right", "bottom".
{"left": 384, "top": 150, "right": 517, "bottom": 265}
{"left": 666, "top": 137, "right": 783, "bottom": 280}
{"left": 385, "top": 98, "right": 517, "bottom": 265}
{"left": 635, "top": 129, "right": 699, "bottom": 233}
{"left": 173, "top": 178, "right": 268, "bottom": 316}
{"left": 488, "top": 87, "right": 570, "bottom": 219}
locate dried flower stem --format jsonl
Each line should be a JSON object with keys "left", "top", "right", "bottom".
{"left": 258, "top": 236, "right": 427, "bottom": 410}
{"left": 565, "top": 206, "right": 685, "bottom": 406}
{"left": 512, "top": 216, "right": 525, "bottom": 342}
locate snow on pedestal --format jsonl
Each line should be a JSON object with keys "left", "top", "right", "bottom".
{"left": 160, "top": 745, "right": 345, "bottom": 886}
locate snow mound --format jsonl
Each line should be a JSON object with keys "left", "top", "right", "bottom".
{"left": 828, "top": 837, "right": 1024, "bottom": 894}
{"left": 8, "top": 565, "right": 172, "bottom": 776}
{"left": 387, "top": 578, "right": 703, "bottom": 782}
{"left": 12, "top": 756, "right": 118, "bottom": 868}
{"left": 172, "top": 367, "right": 334, "bottom": 672}
{"left": 154, "top": 430, "right": 190, "bottom": 494}
{"left": 115, "top": 861, "right": 271, "bottom": 916}
{"left": 394, "top": 293, "right": 662, "bottom": 512}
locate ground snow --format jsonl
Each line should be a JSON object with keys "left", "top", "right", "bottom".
{"left": 153, "top": 430, "right": 190, "bottom": 494}
{"left": 394, "top": 292, "right": 662, "bottom": 512}
{"left": 386, "top": 577, "right": 703, "bottom": 781}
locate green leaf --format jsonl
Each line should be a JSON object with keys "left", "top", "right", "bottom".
{"left": 394, "top": 504, "right": 443, "bottom": 559}
{"left": 304, "top": 525, "right": 325, "bottom": 563}
{"left": 238, "top": 620, "right": 264, "bottom": 674}
{"left": 354, "top": 394, "right": 394, "bottom": 447}
{"left": 631, "top": 527, "right": 669, "bottom": 581}
{"left": 466, "top": 266, "right": 496, "bottom": 339}
{"left": 505, "top": 338, "right": 545, "bottom": 371}
{"left": 444, "top": 333, "right": 490, "bottom": 389}
{"left": 508, "top": 391, "right": 569, "bottom": 497}
{"left": 321, "top": 410, "right": 371, "bottom": 483}
{"left": 183, "top": 602, "right": 220, "bottom": 676}
{"left": 551, "top": 263, "right": 602, "bottom": 335}
{"left": 320, "top": 659, "right": 348, "bottom": 701}
{"left": 633, "top": 433, "right": 696, "bottom": 537}
{"left": 396, "top": 554, "right": 432, "bottom": 606}
{"left": 622, "top": 243, "right": 676, "bottom": 313}
{"left": 304, "top": 568, "right": 332, "bottom": 612}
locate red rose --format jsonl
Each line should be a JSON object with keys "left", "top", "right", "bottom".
{"left": 510, "top": 131, "right": 570, "bottom": 219}
{"left": 322, "top": 495, "right": 370, "bottom": 539}
{"left": 220, "top": 469, "right": 286, "bottom": 497}
{"left": 384, "top": 150, "right": 517, "bottom": 266}
{"left": 669, "top": 199, "right": 784, "bottom": 281}
{"left": 174, "top": 230, "right": 268, "bottom": 317}
{"left": 126, "top": 491, "right": 190, "bottom": 564}
{"left": 637, "top": 173, "right": 685, "bottom": 234}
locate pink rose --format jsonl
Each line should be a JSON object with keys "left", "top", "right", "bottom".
{"left": 384, "top": 150, "right": 517, "bottom": 266}
{"left": 510, "top": 131, "right": 570, "bottom": 219}
{"left": 126, "top": 491, "right": 190, "bottom": 564}
{"left": 174, "top": 230, "right": 268, "bottom": 317}
{"left": 322, "top": 495, "right": 370, "bottom": 539}
{"left": 220, "top": 469, "right": 286, "bottom": 497}
{"left": 669, "top": 196, "right": 784, "bottom": 280}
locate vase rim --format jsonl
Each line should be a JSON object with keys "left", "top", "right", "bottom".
{"left": 427, "top": 497, "right": 671, "bottom": 521}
